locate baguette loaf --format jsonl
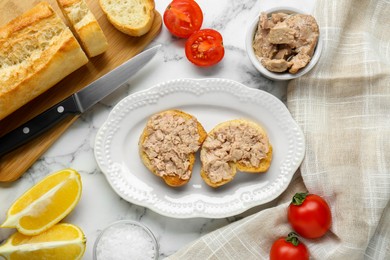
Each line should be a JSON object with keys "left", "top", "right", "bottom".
{"left": 200, "top": 119, "right": 273, "bottom": 188}
{"left": 57, "top": 0, "right": 108, "bottom": 57}
{"left": 139, "top": 110, "right": 207, "bottom": 187}
{"left": 99, "top": 0, "right": 155, "bottom": 37}
{"left": 0, "top": 1, "right": 88, "bottom": 120}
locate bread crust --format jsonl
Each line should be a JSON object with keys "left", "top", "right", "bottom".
{"left": 57, "top": 0, "right": 108, "bottom": 57}
{"left": 200, "top": 119, "right": 273, "bottom": 188}
{"left": 0, "top": 2, "right": 88, "bottom": 120}
{"left": 99, "top": 0, "right": 155, "bottom": 37}
{"left": 139, "top": 110, "right": 207, "bottom": 187}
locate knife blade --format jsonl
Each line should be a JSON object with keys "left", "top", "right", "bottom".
{"left": 0, "top": 44, "right": 161, "bottom": 157}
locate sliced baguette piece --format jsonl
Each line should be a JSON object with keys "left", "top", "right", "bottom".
{"left": 0, "top": 1, "right": 88, "bottom": 120}
{"left": 56, "top": 0, "right": 108, "bottom": 57}
{"left": 139, "top": 110, "right": 207, "bottom": 187}
{"left": 99, "top": 0, "right": 155, "bottom": 37}
{"left": 200, "top": 119, "right": 273, "bottom": 188}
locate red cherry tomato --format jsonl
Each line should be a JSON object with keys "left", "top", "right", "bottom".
{"left": 270, "top": 232, "right": 309, "bottom": 260}
{"left": 185, "top": 29, "right": 225, "bottom": 67}
{"left": 163, "top": 0, "right": 203, "bottom": 38}
{"left": 288, "top": 193, "right": 332, "bottom": 239}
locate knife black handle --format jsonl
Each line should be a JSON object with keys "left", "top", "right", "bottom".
{"left": 0, "top": 96, "right": 80, "bottom": 157}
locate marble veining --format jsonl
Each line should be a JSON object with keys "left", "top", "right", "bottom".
{"left": 0, "top": 0, "right": 315, "bottom": 259}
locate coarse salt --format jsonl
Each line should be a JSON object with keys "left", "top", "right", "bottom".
{"left": 95, "top": 222, "right": 157, "bottom": 260}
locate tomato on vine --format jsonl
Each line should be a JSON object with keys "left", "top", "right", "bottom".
{"left": 288, "top": 193, "right": 332, "bottom": 239}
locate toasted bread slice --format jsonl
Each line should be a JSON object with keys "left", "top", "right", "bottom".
{"left": 99, "top": 0, "right": 155, "bottom": 37}
{"left": 139, "top": 110, "right": 207, "bottom": 187}
{"left": 57, "top": 0, "right": 108, "bottom": 57}
{"left": 200, "top": 119, "right": 273, "bottom": 188}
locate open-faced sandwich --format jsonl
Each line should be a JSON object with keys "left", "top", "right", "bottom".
{"left": 139, "top": 110, "right": 207, "bottom": 187}
{"left": 200, "top": 119, "right": 273, "bottom": 188}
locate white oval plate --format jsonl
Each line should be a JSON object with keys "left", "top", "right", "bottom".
{"left": 94, "top": 78, "right": 305, "bottom": 219}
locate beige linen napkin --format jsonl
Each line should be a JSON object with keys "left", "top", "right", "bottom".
{"left": 167, "top": 0, "right": 390, "bottom": 259}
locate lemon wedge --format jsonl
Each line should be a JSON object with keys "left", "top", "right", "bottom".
{"left": 0, "top": 223, "right": 86, "bottom": 260}
{"left": 1, "top": 169, "right": 82, "bottom": 236}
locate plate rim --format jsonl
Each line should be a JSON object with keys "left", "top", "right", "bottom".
{"left": 94, "top": 78, "right": 305, "bottom": 218}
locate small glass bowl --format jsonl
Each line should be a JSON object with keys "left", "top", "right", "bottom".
{"left": 93, "top": 220, "right": 159, "bottom": 260}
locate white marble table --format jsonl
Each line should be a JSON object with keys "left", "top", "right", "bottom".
{"left": 0, "top": 0, "right": 314, "bottom": 259}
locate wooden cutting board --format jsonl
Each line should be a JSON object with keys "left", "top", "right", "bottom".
{"left": 0, "top": 0, "right": 162, "bottom": 182}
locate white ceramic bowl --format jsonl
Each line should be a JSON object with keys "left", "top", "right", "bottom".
{"left": 245, "top": 7, "right": 323, "bottom": 81}
{"left": 93, "top": 220, "right": 159, "bottom": 260}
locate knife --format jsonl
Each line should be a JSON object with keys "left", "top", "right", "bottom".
{"left": 0, "top": 44, "right": 161, "bottom": 157}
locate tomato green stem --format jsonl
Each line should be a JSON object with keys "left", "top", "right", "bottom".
{"left": 291, "top": 192, "right": 308, "bottom": 206}
{"left": 285, "top": 232, "right": 300, "bottom": 246}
